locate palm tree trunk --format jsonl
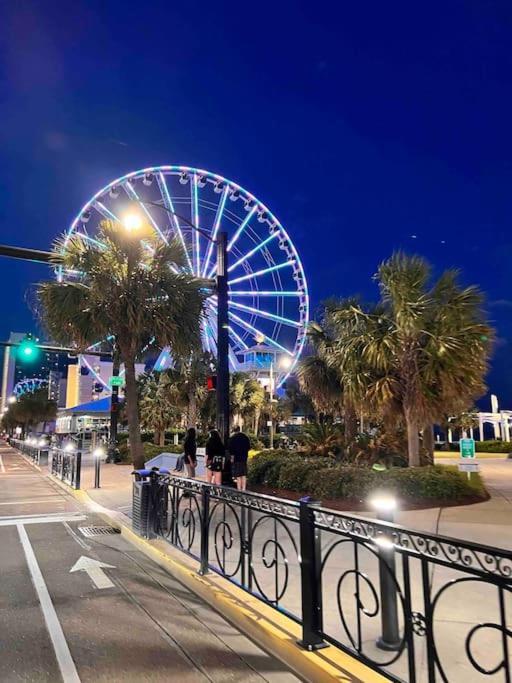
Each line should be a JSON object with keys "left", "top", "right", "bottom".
{"left": 422, "top": 423, "right": 434, "bottom": 465}
{"left": 188, "top": 393, "right": 197, "bottom": 428}
{"left": 405, "top": 409, "right": 420, "bottom": 467}
{"left": 159, "top": 429, "right": 165, "bottom": 447}
{"left": 123, "top": 355, "right": 144, "bottom": 469}
{"left": 153, "top": 430, "right": 160, "bottom": 445}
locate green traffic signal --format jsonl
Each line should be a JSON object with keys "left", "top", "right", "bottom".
{"left": 18, "top": 335, "right": 40, "bottom": 362}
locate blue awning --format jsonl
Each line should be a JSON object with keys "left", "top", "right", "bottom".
{"left": 66, "top": 397, "right": 118, "bottom": 414}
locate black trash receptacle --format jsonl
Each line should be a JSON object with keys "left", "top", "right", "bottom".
{"left": 131, "top": 469, "right": 168, "bottom": 538}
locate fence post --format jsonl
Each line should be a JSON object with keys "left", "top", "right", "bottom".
{"left": 75, "top": 451, "right": 82, "bottom": 490}
{"left": 298, "top": 496, "right": 327, "bottom": 651}
{"left": 199, "top": 485, "right": 210, "bottom": 575}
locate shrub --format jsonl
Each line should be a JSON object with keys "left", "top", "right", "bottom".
{"left": 446, "top": 440, "right": 512, "bottom": 454}
{"left": 248, "top": 452, "right": 487, "bottom": 503}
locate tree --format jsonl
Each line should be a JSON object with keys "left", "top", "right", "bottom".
{"left": 139, "top": 372, "right": 181, "bottom": 445}
{"left": 328, "top": 253, "right": 493, "bottom": 466}
{"left": 38, "top": 220, "right": 205, "bottom": 468}
{"left": 1, "top": 389, "right": 57, "bottom": 434}
{"left": 229, "top": 372, "right": 265, "bottom": 430}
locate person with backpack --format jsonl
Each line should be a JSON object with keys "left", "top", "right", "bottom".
{"left": 228, "top": 426, "right": 250, "bottom": 491}
{"left": 183, "top": 427, "right": 197, "bottom": 478}
{"left": 205, "top": 429, "right": 225, "bottom": 485}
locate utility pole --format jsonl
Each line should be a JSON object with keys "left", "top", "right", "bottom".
{"left": 107, "top": 343, "right": 121, "bottom": 463}
{"left": 216, "top": 232, "right": 230, "bottom": 446}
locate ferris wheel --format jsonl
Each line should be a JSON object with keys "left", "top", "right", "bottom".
{"left": 65, "top": 166, "right": 309, "bottom": 389}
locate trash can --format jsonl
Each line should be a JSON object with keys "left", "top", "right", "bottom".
{"left": 131, "top": 468, "right": 168, "bottom": 539}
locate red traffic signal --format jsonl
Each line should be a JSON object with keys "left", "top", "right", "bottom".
{"left": 207, "top": 375, "right": 217, "bottom": 391}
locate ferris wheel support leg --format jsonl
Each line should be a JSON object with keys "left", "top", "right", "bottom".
{"left": 216, "top": 232, "right": 230, "bottom": 446}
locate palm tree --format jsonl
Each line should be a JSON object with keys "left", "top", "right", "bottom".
{"left": 329, "top": 253, "right": 493, "bottom": 466}
{"left": 139, "top": 372, "right": 181, "bottom": 445}
{"left": 229, "top": 372, "right": 265, "bottom": 430}
{"left": 38, "top": 220, "right": 205, "bottom": 469}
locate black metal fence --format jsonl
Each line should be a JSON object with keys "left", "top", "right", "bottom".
{"left": 50, "top": 446, "right": 82, "bottom": 489}
{"left": 10, "top": 438, "right": 49, "bottom": 466}
{"left": 139, "top": 473, "right": 512, "bottom": 682}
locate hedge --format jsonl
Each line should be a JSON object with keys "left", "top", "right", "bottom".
{"left": 446, "top": 440, "right": 512, "bottom": 453}
{"left": 248, "top": 451, "right": 487, "bottom": 503}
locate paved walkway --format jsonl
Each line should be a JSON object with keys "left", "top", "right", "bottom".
{"left": 0, "top": 443, "right": 298, "bottom": 683}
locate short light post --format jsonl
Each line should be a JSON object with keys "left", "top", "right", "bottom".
{"left": 370, "top": 495, "right": 401, "bottom": 651}
{"left": 93, "top": 447, "right": 104, "bottom": 489}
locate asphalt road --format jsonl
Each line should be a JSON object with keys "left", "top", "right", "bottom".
{"left": 0, "top": 444, "right": 298, "bottom": 683}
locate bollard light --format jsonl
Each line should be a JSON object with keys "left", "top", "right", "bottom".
{"left": 64, "top": 442, "right": 75, "bottom": 453}
{"left": 38, "top": 439, "right": 46, "bottom": 448}
{"left": 93, "top": 447, "right": 104, "bottom": 489}
{"left": 369, "top": 495, "right": 397, "bottom": 516}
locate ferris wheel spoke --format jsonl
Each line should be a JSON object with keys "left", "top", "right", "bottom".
{"left": 228, "top": 300, "right": 301, "bottom": 328}
{"left": 92, "top": 200, "right": 121, "bottom": 224}
{"left": 157, "top": 172, "right": 193, "bottom": 273}
{"left": 228, "top": 260, "right": 295, "bottom": 286}
{"left": 229, "top": 290, "right": 302, "bottom": 297}
{"left": 228, "top": 325, "right": 249, "bottom": 351}
{"left": 123, "top": 181, "right": 169, "bottom": 244}
{"left": 203, "top": 185, "right": 229, "bottom": 278}
{"left": 228, "top": 311, "right": 293, "bottom": 356}
{"left": 227, "top": 232, "right": 279, "bottom": 273}
{"left": 226, "top": 205, "right": 257, "bottom": 254}
{"left": 73, "top": 232, "right": 107, "bottom": 249}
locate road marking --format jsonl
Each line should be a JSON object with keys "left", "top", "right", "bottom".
{"left": 0, "top": 513, "right": 86, "bottom": 527}
{"left": 0, "top": 455, "right": 5, "bottom": 473}
{"left": 63, "top": 522, "right": 91, "bottom": 551}
{"left": 70, "top": 556, "right": 115, "bottom": 589}
{"left": 0, "top": 511, "right": 82, "bottom": 521}
{"left": 17, "top": 524, "right": 81, "bottom": 683}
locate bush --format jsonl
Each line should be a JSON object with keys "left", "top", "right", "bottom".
{"left": 248, "top": 452, "right": 487, "bottom": 503}
{"left": 446, "top": 440, "right": 512, "bottom": 454}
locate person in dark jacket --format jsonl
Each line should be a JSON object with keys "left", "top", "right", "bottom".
{"left": 183, "top": 427, "right": 197, "bottom": 479}
{"left": 228, "top": 426, "right": 250, "bottom": 491}
{"left": 205, "top": 429, "right": 225, "bottom": 485}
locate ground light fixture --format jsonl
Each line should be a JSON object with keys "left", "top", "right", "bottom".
{"left": 93, "top": 447, "right": 105, "bottom": 489}
{"left": 369, "top": 492, "right": 401, "bottom": 652}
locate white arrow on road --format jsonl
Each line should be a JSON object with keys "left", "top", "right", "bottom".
{"left": 70, "top": 556, "right": 116, "bottom": 589}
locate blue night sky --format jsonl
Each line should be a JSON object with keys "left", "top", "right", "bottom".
{"left": 0, "top": 1, "right": 511, "bottom": 406}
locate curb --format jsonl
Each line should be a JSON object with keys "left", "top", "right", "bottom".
{"left": 48, "top": 472, "right": 386, "bottom": 683}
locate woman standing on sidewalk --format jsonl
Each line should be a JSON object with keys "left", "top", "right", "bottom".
{"left": 205, "top": 429, "right": 225, "bottom": 485}
{"left": 183, "top": 427, "right": 197, "bottom": 479}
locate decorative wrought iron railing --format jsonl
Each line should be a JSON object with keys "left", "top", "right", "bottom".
{"left": 139, "top": 473, "right": 512, "bottom": 682}
{"left": 10, "top": 438, "right": 49, "bottom": 466}
{"left": 50, "top": 447, "right": 82, "bottom": 489}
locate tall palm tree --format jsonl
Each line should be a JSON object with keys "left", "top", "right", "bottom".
{"left": 139, "top": 372, "right": 181, "bottom": 445}
{"left": 38, "top": 220, "right": 205, "bottom": 469}
{"left": 329, "top": 253, "right": 492, "bottom": 466}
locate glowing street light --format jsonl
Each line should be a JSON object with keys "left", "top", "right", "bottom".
{"left": 268, "top": 354, "right": 294, "bottom": 449}
{"left": 122, "top": 213, "right": 143, "bottom": 232}
{"left": 7, "top": 396, "right": 16, "bottom": 404}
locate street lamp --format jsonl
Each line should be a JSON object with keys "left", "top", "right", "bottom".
{"left": 121, "top": 202, "right": 230, "bottom": 445}
{"left": 93, "top": 447, "right": 104, "bottom": 488}
{"left": 269, "top": 354, "right": 293, "bottom": 449}
{"left": 7, "top": 396, "right": 16, "bottom": 404}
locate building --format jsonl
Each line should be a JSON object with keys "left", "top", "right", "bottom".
{"left": 65, "top": 355, "right": 145, "bottom": 408}
{"left": 1, "top": 332, "right": 75, "bottom": 411}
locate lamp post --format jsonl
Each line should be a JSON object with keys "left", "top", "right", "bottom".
{"left": 93, "top": 447, "right": 104, "bottom": 488}
{"left": 122, "top": 203, "right": 231, "bottom": 446}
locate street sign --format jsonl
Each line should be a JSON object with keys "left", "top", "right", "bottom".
{"left": 458, "top": 460, "right": 480, "bottom": 473}
{"left": 108, "top": 376, "right": 124, "bottom": 388}
{"left": 459, "top": 438, "right": 475, "bottom": 458}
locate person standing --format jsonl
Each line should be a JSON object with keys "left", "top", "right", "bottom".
{"left": 228, "top": 426, "right": 250, "bottom": 491}
{"left": 183, "top": 427, "right": 197, "bottom": 479}
{"left": 205, "top": 429, "right": 225, "bottom": 486}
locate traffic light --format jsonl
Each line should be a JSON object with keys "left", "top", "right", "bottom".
{"left": 207, "top": 375, "right": 217, "bottom": 391}
{"left": 17, "top": 335, "right": 40, "bottom": 362}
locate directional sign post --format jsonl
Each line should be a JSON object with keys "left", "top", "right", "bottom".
{"left": 458, "top": 437, "right": 478, "bottom": 479}
{"left": 70, "top": 556, "right": 115, "bottom": 589}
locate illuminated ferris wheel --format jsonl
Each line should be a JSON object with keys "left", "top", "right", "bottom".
{"left": 65, "top": 166, "right": 309, "bottom": 389}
